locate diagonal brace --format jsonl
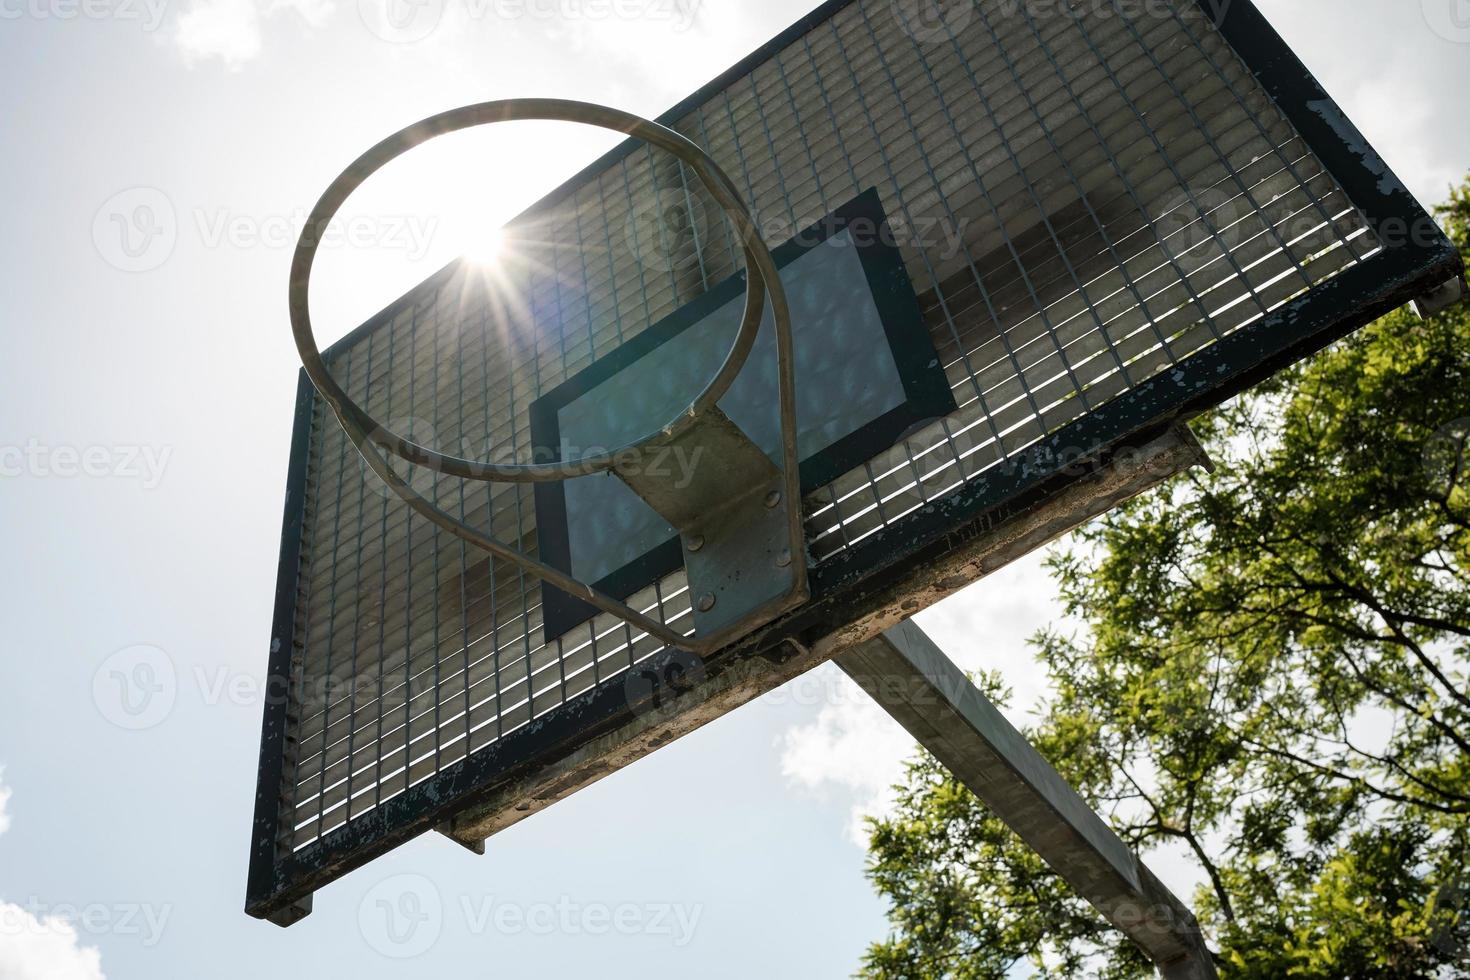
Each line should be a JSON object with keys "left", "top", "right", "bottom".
{"left": 837, "top": 620, "right": 1219, "bottom": 979}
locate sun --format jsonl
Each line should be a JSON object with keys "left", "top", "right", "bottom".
{"left": 464, "top": 224, "right": 505, "bottom": 266}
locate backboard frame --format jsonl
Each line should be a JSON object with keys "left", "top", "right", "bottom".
{"left": 530, "top": 187, "right": 956, "bottom": 642}
{"left": 248, "top": 0, "right": 1463, "bottom": 923}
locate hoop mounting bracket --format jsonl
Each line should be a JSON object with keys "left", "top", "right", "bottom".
{"left": 614, "top": 406, "right": 805, "bottom": 646}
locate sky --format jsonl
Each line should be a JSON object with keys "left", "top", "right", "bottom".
{"left": 1, "top": 1, "right": 1468, "bottom": 978}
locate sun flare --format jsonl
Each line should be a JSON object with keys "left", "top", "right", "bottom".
{"left": 465, "top": 224, "right": 505, "bottom": 266}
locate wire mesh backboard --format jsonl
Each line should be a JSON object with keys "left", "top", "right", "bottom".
{"left": 249, "top": 0, "right": 1462, "bottom": 922}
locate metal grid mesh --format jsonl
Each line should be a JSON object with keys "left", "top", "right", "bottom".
{"left": 278, "top": 0, "right": 1378, "bottom": 849}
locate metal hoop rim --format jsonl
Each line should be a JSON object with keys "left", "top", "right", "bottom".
{"left": 289, "top": 98, "right": 776, "bottom": 483}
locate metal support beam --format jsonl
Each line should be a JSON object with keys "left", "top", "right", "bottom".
{"left": 837, "top": 620, "right": 1218, "bottom": 979}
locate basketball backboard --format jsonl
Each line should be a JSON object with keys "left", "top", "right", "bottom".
{"left": 249, "top": 0, "right": 1463, "bottom": 924}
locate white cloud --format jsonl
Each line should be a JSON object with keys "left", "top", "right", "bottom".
{"left": 1252, "top": 0, "right": 1466, "bottom": 212}
{"left": 1342, "top": 73, "right": 1462, "bottom": 211}
{"left": 778, "top": 665, "right": 915, "bottom": 844}
{"left": 174, "top": 0, "right": 263, "bottom": 67}
{"left": 778, "top": 551, "right": 1066, "bottom": 845}
{"left": 0, "top": 774, "right": 106, "bottom": 979}
{"left": 0, "top": 905, "right": 105, "bottom": 980}
{"left": 381, "top": 0, "right": 767, "bottom": 113}
{"left": 173, "top": 0, "right": 334, "bottom": 68}
{"left": 0, "top": 766, "right": 10, "bottom": 838}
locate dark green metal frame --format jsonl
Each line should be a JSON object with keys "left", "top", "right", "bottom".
{"left": 248, "top": 0, "right": 1463, "bottom": 923}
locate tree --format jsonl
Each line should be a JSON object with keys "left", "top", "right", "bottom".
{"left": 861, "top": 181, "right": 1470, "bottom": 979}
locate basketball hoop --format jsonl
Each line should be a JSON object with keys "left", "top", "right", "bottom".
{"left": 288, "top": 99, "right": 809, "bottom": 655}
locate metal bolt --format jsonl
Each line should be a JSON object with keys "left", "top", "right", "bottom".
{"left": 686, "top": 535, "right": 705, "bottom": 553}
{"left": 775, "top": 550, "right": 792, "bottom": 568}
{"left": 764, "top": 490, "right": 782, "bottom": 509}
{"left": 697, "top": 592, "right": 717, "bottom": 612}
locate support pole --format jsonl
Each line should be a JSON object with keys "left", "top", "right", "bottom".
{"left": 837, "top": 620, "right": 1218, "bottom": 979}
